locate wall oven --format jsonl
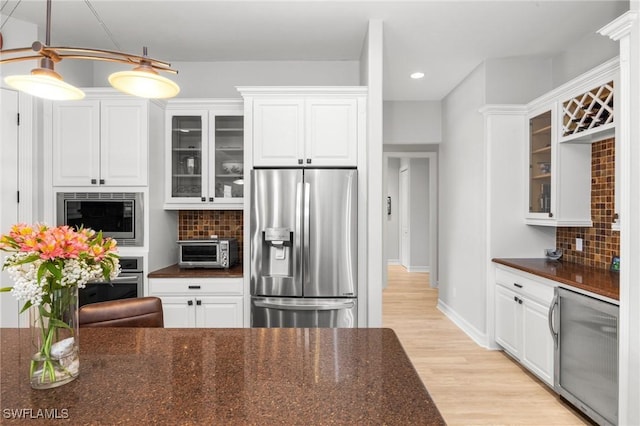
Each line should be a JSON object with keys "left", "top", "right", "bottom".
{"left": 56, "top": 192, "right": 144, "bottom": 246}
{"left": 79, "top": 257, "right": 143, "bottom": 307}
{"left": 550, "top": 287, "right": 618, "bottom": 426}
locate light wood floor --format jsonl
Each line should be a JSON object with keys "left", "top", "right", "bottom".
{"left": 382, "top": 265, "right": 590, "bottom": 425}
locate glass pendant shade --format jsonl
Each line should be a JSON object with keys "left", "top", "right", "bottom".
{"left": 109, "top": 65, "right": 180, "bottom": 99}
{"left": 4, "top": 68, "right": 85, "bottom": 100}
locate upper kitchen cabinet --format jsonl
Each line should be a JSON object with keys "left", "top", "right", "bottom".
{"left": 523, "top": 59, "right": 618, "bottom": 227}
{"left": 52, "top": 98, "right": 148, "bottom": 187}
{"left": 164, "top": 100, "right": 244, "bottom": 209}
{"left": 525, "top": 103, "right": 592, "bottom": 227}
{"left": 238, "top": 87, "right": 367, "bottom": 168}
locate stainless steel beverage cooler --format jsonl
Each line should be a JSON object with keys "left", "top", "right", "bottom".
{"left": 250, "top": 169, "right": 357, "bottom": 327}
{"left": 551, "top": 287, "right": 618, "bottom": 426}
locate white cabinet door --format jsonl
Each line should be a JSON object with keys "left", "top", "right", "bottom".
{"left": 305, "top": 98, "right": 357, "bottom": 167}
{"left": 521, "top": 297, "right": 554, "bottom": 386}
{"left": 253, "top": 98, "right": 304, "bottom": 167}
{"left": 52, "top": 101, "right": 101, "bottom": 186}
{"left": 159, "top": 296, "right": 196, "bottom": 328}
{"left": 52, "top": 99, "right": 148, "bottom": 187}
{"left": 495, "top": 285, "right": 521, "bottom": 358}
{"left": 100, "top": 100, "right": 148, "bottom": 186}
{"left": 196, "top": 296, "right": 243, "bottom": 328}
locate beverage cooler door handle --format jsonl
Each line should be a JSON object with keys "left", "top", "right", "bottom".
{"left": 303, "top": 182, "right": 310, "bottom": 289}
{"left": 254, "top": 300, "right": 355, "bottom": 311}
{"left": 548, "top": 292, "right": 559, "bottom": 349}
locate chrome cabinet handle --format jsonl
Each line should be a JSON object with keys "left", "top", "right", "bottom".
{"left": 548, "top": 292, "right": 559, "bottom": 349}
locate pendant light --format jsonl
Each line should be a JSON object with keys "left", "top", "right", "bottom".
{"left": 0, "top": 0, "right": 179, "bottom": 100}
{"left": 108, "top": 47, "right": 180, "bottom": 99}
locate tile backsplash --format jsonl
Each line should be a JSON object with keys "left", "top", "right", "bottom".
{"left": 178, "top": 210, "right": 244, "bottom": 260}
{"left": 556, "top": 138, "right": 619, "bottom": 269}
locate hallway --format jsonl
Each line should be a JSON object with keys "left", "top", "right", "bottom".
{"left": 382, "top": 265, "right": 589, "bottom": 425}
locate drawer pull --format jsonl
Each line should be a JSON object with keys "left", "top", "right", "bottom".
{"left": 187, "top": 300, "right": 193, "bottom": 306}
{"left": 188, "top": 285, "right": 201, "bottom": 290}
{"left": 196, "top": 300, "right": 202, "bottom": 306}
{"left": 513, "top": 283, "right": 523, "bottom": 288}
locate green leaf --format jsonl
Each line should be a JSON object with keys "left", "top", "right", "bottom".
{"left": 14, "top": 254, "right": 40, "bottom": 265}
{"left": 44, "top": 262, "right": 62, "bottom": 281}
{"left": 19, "top": 300, "right": 33, "bottom": 313}
{"left": 0, "top": 286, "right": 13, "bottom": 292}
{"left": 49, "top": 317, "right": 71, "bottom": 330}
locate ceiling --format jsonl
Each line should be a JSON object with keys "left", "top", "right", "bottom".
{"left": 1, "top": 0, "right": 628, "bottom": 100}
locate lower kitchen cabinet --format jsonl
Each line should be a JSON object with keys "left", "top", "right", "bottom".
{"left": 494, "top": 266, "right": 555, "bottom": 387}
{"left": 148, "top": 277, "right": 244, "bottom": 328}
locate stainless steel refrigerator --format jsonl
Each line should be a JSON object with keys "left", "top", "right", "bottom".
{"left": 250, "top": 168, "right": 357, "bottom": 327}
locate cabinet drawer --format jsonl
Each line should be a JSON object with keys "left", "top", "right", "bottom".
{"left": 149, "top": 278, "right": 243, "bottom": 296}
{"left": 496, "top": 267, "right": 554, "bottom": 305}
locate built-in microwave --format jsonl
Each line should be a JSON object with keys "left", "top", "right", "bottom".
{"left": 56, "top": 192, "right": 144, "bottom": 247}
{"left": 178, "top": 238, "right": 239, "bottom": 269}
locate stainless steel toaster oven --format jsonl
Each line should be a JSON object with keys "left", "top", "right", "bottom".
{"left": 177, "top": 238, "right": 239, "bottom": 269}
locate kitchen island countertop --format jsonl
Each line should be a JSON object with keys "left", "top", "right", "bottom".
{"left": 492, "top": 258, "right": 619, "bottom": 301}
{"left": 148, "top": 263, "right": 243, "bottom": 279}
{"left": 0, "top": 327, "right": 444, "bottom": 425}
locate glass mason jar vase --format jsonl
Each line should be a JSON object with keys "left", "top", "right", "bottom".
{"left": 29, "top": 285, "right": 80, "bottom": 389}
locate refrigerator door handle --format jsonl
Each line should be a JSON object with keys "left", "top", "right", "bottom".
{"left": 254, "top": 299, "right": 355, "bottom": 311}
{"left": 295, "top": 181, "right": 304, "bottom": 285}
{"left": 303, "top": 181, "right": 311, "bottom": 289}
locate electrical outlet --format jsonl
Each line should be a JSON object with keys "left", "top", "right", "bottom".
{"left": 576, "top": 238, "right": 583, "bottom": 252}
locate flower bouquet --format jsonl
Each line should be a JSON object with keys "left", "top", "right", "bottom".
{"left": 0, "top": 223, "right": 120, "bottom": 389}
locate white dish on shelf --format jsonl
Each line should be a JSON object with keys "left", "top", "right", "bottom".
{"left": 221, "top": 162, "right": 243, "bottom": 174}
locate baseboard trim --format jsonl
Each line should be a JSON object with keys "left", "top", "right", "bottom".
{"left": 387, "top": 259, "right": 401, "bottom": 265}
{"left": 407, "top": 266, "right": 430, "bottom": 273}
{"left": 437, "top": 299, "right": 492, "bottom": 349}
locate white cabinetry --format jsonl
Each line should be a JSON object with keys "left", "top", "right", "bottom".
{"left": 164, "top": 100, "right": 244, "bottom": 209}
{"left": 52, "top": 99, "right": 148, "bottom": 187}
{"left": 523, "top": 58, "right": 619, "bottom": 227}
{"left": 494, "top": 266, "right": 555, "bottom": 387}
{"left": 148, "top": 277, "right": 243, "bottom": 328}
{"left": 239, "top": 87, "right": 366, "bottom": 168}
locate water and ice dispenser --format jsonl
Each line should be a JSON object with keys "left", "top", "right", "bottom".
{"left": 253, "top": 227, "right": 301, "bottom": 296}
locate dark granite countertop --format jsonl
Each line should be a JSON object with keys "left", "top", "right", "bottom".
{"left": 148, "top": 263, "right": 243, "bottom": 278}
{"left": 0, "top": 328, "right": 444, "bottom": 425}
{"left": 492, "top": 258, "right": 619, "bottom": 301}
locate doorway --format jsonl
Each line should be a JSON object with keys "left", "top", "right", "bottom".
{"left": 383, "top": 152, "right": 438, "bottom": 287}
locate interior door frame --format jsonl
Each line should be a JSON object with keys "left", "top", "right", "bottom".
{"left": 383, "top": 151, "right": 438, "bottom": 288}
{"left": 399, "top": 166, "right": 410, "bottom": 268}
{"left": 0, "top": 88, "right": 35, "bottom": 327}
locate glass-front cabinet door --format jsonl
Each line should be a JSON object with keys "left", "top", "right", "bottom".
{"left": 528, "top": 109, "right": 552, "bottom": 216}
{"left": 166, "top": 105, "right": 244, "bottom": 208}
{"left": 170, "top": 112, "right": 207, "bottom": 202}
{"left": 212, "top": 114, "right": 244, "bottom": 203}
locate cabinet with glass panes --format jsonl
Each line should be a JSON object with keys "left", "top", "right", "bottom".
{"left": 529, "top": 110, "right": 552, "bottom": 216}
{"left": 164, "top": 102, "right": 244, "bottom": 209}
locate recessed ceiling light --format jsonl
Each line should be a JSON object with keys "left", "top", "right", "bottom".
{"left": 410, "top": 72, "right": 425, "bottom": 79}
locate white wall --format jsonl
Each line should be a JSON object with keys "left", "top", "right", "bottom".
{"left": 439, "top": 62, "right": 488, "bottom": 336}
{"left": 409, "top": 158, "right": 429, "bottom": 271}
{"left": 0, "top": 16, "right": 38, "bottom": 80}
{"left": 386, "top": 158, "right": 400, "bottom": 263}
{"left": 551, "top": 2, "right": 626, "bottom": 89}
{"left": 383, "top": 101, "right": 441, "bottom": 144}
{"left": 92, "top": 61, "right": 360, "bottom": 98}
{"left": 485, "top": 56, "right": 553, "bottom": 104}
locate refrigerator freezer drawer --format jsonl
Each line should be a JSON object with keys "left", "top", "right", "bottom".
{"left": 251, "top": 297, "right": 357, "bottom": 328}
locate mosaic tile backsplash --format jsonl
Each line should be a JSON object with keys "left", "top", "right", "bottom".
{"left": 178, "top": 210, "right": 244, "bottom": 260}
{"left": 556, "top": 138, "right": 619, "bottom": 269}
